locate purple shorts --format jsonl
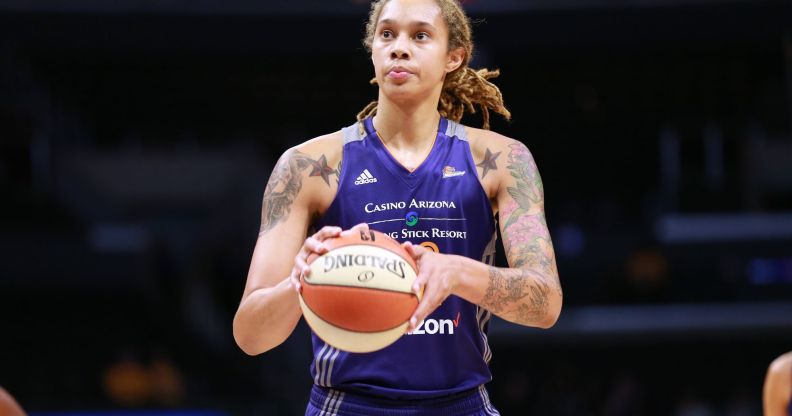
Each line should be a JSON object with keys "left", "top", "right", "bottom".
{"left": 305, "top": 385, "right": 501, "bottom": 416}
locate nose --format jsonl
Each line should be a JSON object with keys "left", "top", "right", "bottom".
{"left": 390, "top": 33, "right": 410, "bottom": 60}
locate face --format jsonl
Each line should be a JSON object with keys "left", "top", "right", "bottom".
{"left": 370, "top": 0, "right": 464, "bottom": 103}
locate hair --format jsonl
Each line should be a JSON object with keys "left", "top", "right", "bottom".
{"left": 357, "top": 0, "right": 511, "bottom": 130}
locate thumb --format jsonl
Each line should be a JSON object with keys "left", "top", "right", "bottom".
{"left": 402, "top": 241, "right": 421, "bottom": 261}
{"left": 402, "top": 241, "right": 426, "bottom": 261}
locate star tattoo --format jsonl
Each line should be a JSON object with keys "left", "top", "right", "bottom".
{"left": 476, "top": 148, "right": 501, "bottom": 179}
{"left": 308, "top": 154, "right": 338, "bottom": 186}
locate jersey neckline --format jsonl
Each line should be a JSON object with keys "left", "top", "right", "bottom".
{"left": 363, "top": 116, "right": 448, "bottom": 189}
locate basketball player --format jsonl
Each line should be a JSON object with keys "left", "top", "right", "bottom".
{"left": 764, "top": 351, "right": 792, "bottom": 416}
{"left": 233, "top": 0, "right": 562, "bottom": 414}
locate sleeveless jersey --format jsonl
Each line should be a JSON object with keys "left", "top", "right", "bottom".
{"left": 311, "top": 116, "right": 497, "bottom": 400}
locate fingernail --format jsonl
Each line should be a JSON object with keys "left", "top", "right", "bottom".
{"left": 410, "top": 317, "right": 416, "bottom": 327}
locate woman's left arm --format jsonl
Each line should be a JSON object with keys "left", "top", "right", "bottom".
{"left": 404, "top": 139, "right": 561, "bottom": 331}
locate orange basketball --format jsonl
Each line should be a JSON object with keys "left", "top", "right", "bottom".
{"left": 299, "top": 229, "right": 420, "bottom": 353}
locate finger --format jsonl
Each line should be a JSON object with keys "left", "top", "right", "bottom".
{"left": 411, "top": 256, "right": 433, "bottom": 295}
{"left": 408, "top": 290, "right": 443, "bottom": 333}
{"left": 313, "top": 226, "right": 342, "bottom": 241}
{"left": 303, "top": 236, "right": 329, "bottom": 255}
{"left": 294, "top": 256, "right": 307, "bottom": 278}
{"left": 288, "top": 269, "right": 302, "bottom": 293}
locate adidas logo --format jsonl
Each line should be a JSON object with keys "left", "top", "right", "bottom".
{"left": 354, "top": 169, "right": 378, "bottom": 185}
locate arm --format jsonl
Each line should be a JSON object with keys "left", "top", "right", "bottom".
{"left": 476, "top": 141, "right": 562, "bottom": 327}
{"left": 764, "top": 353, "right": 792, "bottom": 416}
{"left": 232, "top": 146, "right": 339, "bottom": 356}
{"left": 405, "top": 140, "right": 561, "bottom": 330}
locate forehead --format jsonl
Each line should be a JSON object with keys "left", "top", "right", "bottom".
{"left": 378, "top": 0, "right": 444, "bottom": 28}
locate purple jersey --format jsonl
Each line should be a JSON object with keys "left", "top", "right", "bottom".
{"left": 311, "top": 116, "right": 497, "bottom": 400}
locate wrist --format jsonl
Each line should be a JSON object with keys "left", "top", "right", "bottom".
{"left": 449, "top": 254, "right": 474, "bottom": 299}
{"left": 452, "top": 255, "right": 493, "bottom": 305}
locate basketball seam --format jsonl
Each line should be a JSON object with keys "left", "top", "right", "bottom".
{"left": 302, "top": 280, "right": 419, "bottom": 297}
{"left": 302, "top": 298, "right": 412, "bottom": 334}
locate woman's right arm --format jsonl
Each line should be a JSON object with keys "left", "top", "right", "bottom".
{"left": 232, "top": 146, "right": 339, "bottom": 356}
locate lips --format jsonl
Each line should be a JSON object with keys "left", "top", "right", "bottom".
{"left": 387, "top": 66, "right": 414, "bottom": 80}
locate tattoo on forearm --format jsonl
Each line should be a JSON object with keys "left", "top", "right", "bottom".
{"left": 476, "top": 148, "right": 501, "bottom": 179}
{"left": 481, "top": 142, "right": 561, "bottom": 325}
{"left": 259, "top": 149, "right": 339, "bottom": 235}
{"left": 482, "top": 267, "right": 552, "bottom": 324}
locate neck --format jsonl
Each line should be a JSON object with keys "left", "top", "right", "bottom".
{"left": 372, "top": 92, "right": 441, "bottom": 151}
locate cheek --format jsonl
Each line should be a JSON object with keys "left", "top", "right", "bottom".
{"left": 371, "top": 53, "right": 385, "bottom": 75}
{"left": 426, "top": 53, "right": 449, "bottom": 81}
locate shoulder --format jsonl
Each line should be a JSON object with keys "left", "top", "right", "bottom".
{"left": 270, "top": 128, "right": 345, "bottom": 182}
{"left": 286, "top": 129, "right": 345, "bottom": 167}
{"left": 0, "top": 387, "right": 24, "bottom": 416}
{"left": 464, "top": 126, "right": 534, "bottom": 167}
{"left": 765, "top": 351, "right": 792, "bottom": 409}
{"left": 266, "top": 128, "right": 346, "bottom": 214}
{"left": 463, "top": 125, "right": 539, "bottom": 193}
{"left": 768, "top": 352, "right": 792, "bottom": 377}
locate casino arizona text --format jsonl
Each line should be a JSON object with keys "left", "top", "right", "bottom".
{"left": 365, "top": 199, "right": 457, "bottom": 213}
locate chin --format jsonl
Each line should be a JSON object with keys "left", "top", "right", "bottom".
{"left": 382, "top": 84, "right": 426, "bottom": 104}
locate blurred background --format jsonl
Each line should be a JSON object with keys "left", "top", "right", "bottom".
{"left": 1, "top": 0, "right": 791, "bottom": 414}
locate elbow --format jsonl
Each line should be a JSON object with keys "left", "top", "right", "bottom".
{"left": 537, "top": 310, "right": 560, "bottom": 329}
{"left": 233, "top": 315, "right": 266, "bottom": 356}
{"left": 235, "top": 338, "right": 264, "bottom": 357}
{"left": 537, "top": 297, "right": 563, "bottom": 329}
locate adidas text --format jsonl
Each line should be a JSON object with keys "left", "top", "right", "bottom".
{"left": 354, "top": 169, "right": 378, "bottom": 185}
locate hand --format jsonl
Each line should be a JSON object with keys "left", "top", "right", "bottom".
{"left": 289, "top": 223, "right": 370, "bottom": 293}
{"left": 402, "top": 241, "right": 459, "bottom": 333}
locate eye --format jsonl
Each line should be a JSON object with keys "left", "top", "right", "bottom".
{"left": 415, "top": 32, "right": 430, "bottom": 41}
{"left": 381, "top": 30, "right": 393, "bottom": 39}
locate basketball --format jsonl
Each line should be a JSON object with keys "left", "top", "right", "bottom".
{"left": 298, "top": 229, "right": 420, "bottom": 353}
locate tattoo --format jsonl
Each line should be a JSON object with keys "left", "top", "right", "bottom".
{"left": 502, "top": 143, "right": 543, "bottom": 229}
{"left": 480, "top": 142, "right": 561, "bottom": 325}
{"left": 482, "top": 267, "right": 552, "bottom": 324}
{"left": 476, "top": 148, "right": 501, "bottom": 179}
{"left": 259, "top": 149, "right": 338, "bottom": 235}
{"left": 309, "top": 154, "right": 338, "bottom": 186}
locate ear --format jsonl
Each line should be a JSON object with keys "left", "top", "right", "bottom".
{"left": 445, "top": 47, "right": 465, "bottom": 73}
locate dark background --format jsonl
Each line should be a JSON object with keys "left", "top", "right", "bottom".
{"left": 1, "top": 0, "right": 792, "bottom": 414}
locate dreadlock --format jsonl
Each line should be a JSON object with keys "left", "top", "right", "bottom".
{"left": 358, "top": 0, "right": 511, "bottom": 130}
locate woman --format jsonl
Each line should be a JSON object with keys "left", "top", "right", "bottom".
{"left": 233, "top": 0, "right": 562, "bottom": 414}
